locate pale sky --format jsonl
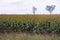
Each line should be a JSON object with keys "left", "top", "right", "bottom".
{"left": 0, "top": 0, "right": 60, "bottom": 14}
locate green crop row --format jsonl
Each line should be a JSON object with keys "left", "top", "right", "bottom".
{"left": 0, "top": 18, "right": 60, "bottom": 34}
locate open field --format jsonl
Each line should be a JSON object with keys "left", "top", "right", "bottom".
{"left": 0, "top": 14, "right": 60, "bottom": 40}
{"left": 0, "top": 14, "right": 60, "bottom": 22}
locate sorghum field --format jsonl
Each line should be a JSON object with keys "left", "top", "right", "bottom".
{"left": 0, "top": 14, "right": 60, "bottom": 40}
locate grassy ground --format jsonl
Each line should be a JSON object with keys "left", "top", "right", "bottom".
{"left": 0, "top": 33, "right": 60, "bottom": 40}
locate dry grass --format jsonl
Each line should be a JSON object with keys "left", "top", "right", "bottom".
{"left": 0, "top": 33, "right": 60, "bottom": 40}
{"left": 0, "top": 14, "right": 60, "bottom": 22}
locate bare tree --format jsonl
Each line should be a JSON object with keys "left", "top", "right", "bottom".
{"left": 46, "top": 5, "right": 56, "bottom": 15}
{"left": 46, "top": 5, "right": 56, "bottom": 27}
{"left": 32, "top": 6, "right": 37, "bottom": 15}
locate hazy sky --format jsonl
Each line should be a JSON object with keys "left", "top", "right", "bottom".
{"left": 0, "top": 0, "right": 60, "bottom": 14}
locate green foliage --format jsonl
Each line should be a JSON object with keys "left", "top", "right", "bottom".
{"left": 0, "top": 19, "right": 60, "bottom": 34}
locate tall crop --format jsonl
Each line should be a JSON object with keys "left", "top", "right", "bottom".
{"left": 0, "top": 15, "right": 60, "bottom": 34}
